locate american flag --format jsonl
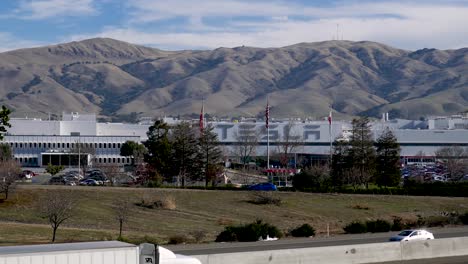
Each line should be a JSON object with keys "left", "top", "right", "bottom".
{"left": 265, "top": 101, "right": 270, "bottom": 129}
{"left": 328, "top": 111, "right": 332, "bottom": 125}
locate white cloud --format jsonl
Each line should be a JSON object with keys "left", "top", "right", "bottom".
{"left": 14, "top": 0, "right": 97, "bottom": 19}
{"left": 0, "top": 32, "right": 44, "bottom": 52}
{"left": 67, "top": 1, "right": 468, "bottom": 51}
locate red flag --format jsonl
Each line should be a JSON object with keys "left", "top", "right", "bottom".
{"left": 199, "top": 104, "right": 204, "bottom": 133}
{"left": 328, "top": 111, "right": 332, "bottom": 125}
{"left": 265, "top": 101, "right": 270, "bottom": 128}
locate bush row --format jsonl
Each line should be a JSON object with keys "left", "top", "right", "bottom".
{"left": 294, "top": 182, "right": 468, "bottom": 197}
{"left": 345, "top": 213, "right": 468, "bottom": 234}
{"left": 215, "top": 221, "right": 317, "bottom": 242}
{"left": 216, "top": 220, "right": 283, "bottom": 242}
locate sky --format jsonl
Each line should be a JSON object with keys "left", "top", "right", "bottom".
{"left": 1, "top": 0, "right": 468, "bottom": 52}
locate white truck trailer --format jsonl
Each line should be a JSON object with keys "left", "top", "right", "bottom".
{"left": 0, "top": 241, "right": 201, "bottom": 264}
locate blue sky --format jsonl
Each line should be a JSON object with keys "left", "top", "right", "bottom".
{"left": 1, "top": 0, "right": 468, "bottom": 52}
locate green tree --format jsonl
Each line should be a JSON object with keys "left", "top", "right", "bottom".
{"left": 330, "top": 136, "right": 351, "bottom": 187}
{"left": 170, "top": 122, "right": 199, "bottom": 187}
{"left": 375, "top": 128, "right": 401, "bottom": 187}
{"left": 46, "top": 164, "right": 64, "bottom": 176}
{"left": 0, "top": 144, "right": 12, "bottom": 162}
{"left": 144, "top": 120, "right": 172, "bottom": 179}
{"left": 348, "top": 117, "right": 376, "bottom": 188}
{"left": 197, "top": 125, "right": 222, "bottom": 187}
{"left": 0, "top": 105, "right": 11, "bottom": 141}
{"left": 120, "top": 141, "right": 147, "bottom": 165}
{"left": 293, "top": 165, "right": 330, "bottom": 191}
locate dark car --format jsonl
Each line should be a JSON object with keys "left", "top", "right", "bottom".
{"left": 248, "top": 182, "right": 277, "bottom": 191}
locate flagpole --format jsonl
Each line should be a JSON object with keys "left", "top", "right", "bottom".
{"left": 266, "top": 99, "right": 270, "bottom": 170}
{"left": 329, "top": 108, "right": 333, "bottom": 164}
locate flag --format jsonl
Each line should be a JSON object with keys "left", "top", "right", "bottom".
{"left": 328, "top": 111, "right": 332, "bottom": 125}
{"left": 199, "top": 103, "right": 204, "bottom": 133}
{"left": 265, "top": 101, "right": 270, "bottom": 129}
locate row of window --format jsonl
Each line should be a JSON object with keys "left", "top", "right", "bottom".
{"left": 7, "top": 142, "right": 123, "bottom": 149}
{"left": 15, "top": 157, "right": 133, "bottom": 164}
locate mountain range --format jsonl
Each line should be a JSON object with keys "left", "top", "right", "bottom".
{"left": 0, "top": 38, "right": 467, "bottom": 121}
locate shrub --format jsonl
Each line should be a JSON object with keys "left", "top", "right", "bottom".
{"left": 366, "top": 219, "right": 391, "bottom": 233}
{"left": 424, "top": 216, "right": 451, "bottom": 227}
{"left": 391, "top": 217, "right": 404, "bottom": 231}
{"left": 215, "top": 220, "right": 283, "bottom": 242}
{"left": 290, "top": 224, "right": 315, "bottom": 237}
{"left": 167, "top": 235, "right": 189, "bottom": 244}
{"left": 190, "top": 230, "right": 206, "bottom": 243}
{"left": 215, "top": 227, "right": 238, "bottom": 242}
{"left": 351, "top": 204, "right": 370, "bottom": 210}
{"left": 343, "top": 221, "right": 367, "bottom": 234}
{"left": 459, "top": 212, "right": 468, "bottom": 225}
{"left": 135, "top": 194, "right": 176, "bottom": 210}
{"left": 248, "top": 192, "right": 282, "bottom": 206}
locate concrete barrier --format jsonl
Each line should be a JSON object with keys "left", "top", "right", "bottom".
{"left": 193, "top": 242, "right": 402, "bottom": 264}
{"left": 192, "top": 237, "right": 468, "bottom": 264}
{"left": 400, "top": 237, "right": 468, "bottom": 260}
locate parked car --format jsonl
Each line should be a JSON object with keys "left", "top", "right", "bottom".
{"left": 49, "top": 176, "right": 65, "bottom": 185}
{"left": 79, "top": 179, "right": 100, "bottom": 186}
{"left": 19, "top": 170, "right": 36, "bottom": 179}
{"left": 248, "top": 182, "right": 277, "bottom": 191}
{"left": 389, "top": 230, "right": 434, "bottom": 242}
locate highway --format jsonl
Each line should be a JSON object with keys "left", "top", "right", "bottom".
{"left": 167, "top": 226, "right": 468, "bottom": 257}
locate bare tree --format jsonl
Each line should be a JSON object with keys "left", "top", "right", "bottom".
{"left": 113, "top": 197, "right": 131, "bottom": 238}
{"left": 233, "top": 124, "right": 260, "bottom": 169}
{"left": 435, "top": 146, "right": 468, "bottom": 181}
{"left": 39, "top": 191, "right": 76, "bottom": 242}
{"left": 276, "top": 122, "right": 303, "bottom": 168}
{"left": 95, "top": 162, "right": 123, "bottom": 186}
{"left": 0, "top": 160, "right": 21, "bottom": 200}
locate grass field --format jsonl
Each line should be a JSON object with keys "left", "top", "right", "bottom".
{"left": 1, "top": 185, "right": 468, "bottom": 246}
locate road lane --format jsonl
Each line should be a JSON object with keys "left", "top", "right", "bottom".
{"left": 167, "top": 227, "right": 468, "bottom": 256}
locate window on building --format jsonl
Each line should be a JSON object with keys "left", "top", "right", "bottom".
{"left": 48, "top": 143, "right": 51, "bottom": 148}
{"left": 99, "top": 158, "right": 102, "bottom": 163}
{"left": 117, "top": 158, "right": 120, "bottom": 163}
{"left": 67, "top": 143, "right": 69, "bottom": 148}
{"left": 113, "top": 143, "right": 116, "bottom": 148}
{"left": 29, "top": 143, "right": 32, "bottom": 148}
{"left": 34, "top": 143, "right": 37, "bottom": 148}
{"left": 104, "top": 143, "right": 107, "bottom": 149}
{"left": 117, "top": 143, "right": 121, "bottom": 148}
{"left": 19, "top": 143, "right": 23, "bottom": 148}
{"left": 15, "top": 142, "right": 17, "bottom": 148}
{"left": 113, "top": 158, "right": 116, "bottom": 163}
{"left": 99, "top": 143, "right": 102, "bottom": 148}
{"left": 19, "top": 158, "right": 23, "bottom": 163}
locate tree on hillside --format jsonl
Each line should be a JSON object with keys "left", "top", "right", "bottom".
{"left": 0, "top": 160, "right": 21, "bottom": 200}
{"left": 197, "top": 124, "right": 223, "bottom": 187}
{"left": 435, "top": 146, "right": 468, "bottom": 181}
{"left": 145, "top": 120, "right": 172, "bottom": 179}
{"left": 348, "top": 117, "right": 376, "bottom": 188}
{"left": 170, "top": 122, "right": 199, "bottom": 187}
{"left": 233, "top": 125, "right": 259, "bottom": 169}
{"left": 0, "top": 106, "right": 11, "bottom": 141}
{"left": 375, "top": 128, "right": 401, "bottom": 187}
{"left": 276, "top": 122, "right": 303, "bottom": 168}
{"left": 39, "top": 191, "right": 76, "bottom": 242}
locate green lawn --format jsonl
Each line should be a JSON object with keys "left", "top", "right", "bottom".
{"left": 1, "top": 185, "right": 468, "bottom": 245}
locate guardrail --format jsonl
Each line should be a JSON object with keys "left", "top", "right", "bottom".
{"left": 192, "top": 237, "right": 468, "bottom": 264}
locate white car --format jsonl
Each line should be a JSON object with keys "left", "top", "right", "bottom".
{"left": 389, "top": 230, "right": 434, "bottom": 242}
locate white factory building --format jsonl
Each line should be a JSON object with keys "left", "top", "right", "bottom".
{"left": 2, "top": 112, "right": 468, "bottom": 167}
